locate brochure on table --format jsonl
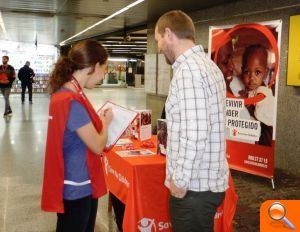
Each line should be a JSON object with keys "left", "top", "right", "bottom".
{"left": 116, "top": 149, "right": 155, "bottom": 157}
{"left": 115, "top": 138, "right": 133, "bottom": 146}
{"left": 132, "top": 109, "right": 152, "bottom": 141}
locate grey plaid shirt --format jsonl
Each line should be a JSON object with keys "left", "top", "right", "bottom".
{"left": 165, "top": 45, "right": 229, "bottom": 192}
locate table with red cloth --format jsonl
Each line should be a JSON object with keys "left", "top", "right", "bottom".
{"left": 102, "top": 136, "right": 238, "bottom": 232}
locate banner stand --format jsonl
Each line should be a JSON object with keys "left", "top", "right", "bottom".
{"left": 271, "top": 178, "right": 275, "bottom": 190}
{"left": 230, "top": 166, "right": 275, "bottom": 190}
{"left": 209, "top": 21, "right": 282, "bottom": 187}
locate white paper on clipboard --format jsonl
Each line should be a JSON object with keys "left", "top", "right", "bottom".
{"left": 98, "top": 101, "right": 138, "bottom": 150}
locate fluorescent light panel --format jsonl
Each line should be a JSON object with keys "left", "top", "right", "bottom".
{"left": 0, "top": 11, "right": 8, "bottom": 39}
{"left": 111, "top": 49, "right": 131, "bottom": 52}
{"left": 108, "top": 58, "right": 128, "bottom": 62}
{"left": 134, "top": 41, "right": 147, "bottom": 44}
{"left": 130, "top": 47, "right": 146, "bottom": 50}
{"left": 103, "top": 44, "right": 137, "bottom": 47}
{"left": 59, "top": 0, "right": 145, "bottom": 46}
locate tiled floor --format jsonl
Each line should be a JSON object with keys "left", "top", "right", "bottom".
{"left": 232, "top": 168, "right": 300, "bottom": 231}
{"left": 0, "top": 88, "right": 146, "bottom": 232}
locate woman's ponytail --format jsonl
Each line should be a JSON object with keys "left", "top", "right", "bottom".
{"left": 48, "top": 57, "right": 75, "bottom": 94}
{"left": 48, "top": 40, "right": 108, "bottom": 94}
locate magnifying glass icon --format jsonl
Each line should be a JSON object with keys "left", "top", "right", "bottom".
{"left": 268, "top": 202, "right": 295, "bottom": 230}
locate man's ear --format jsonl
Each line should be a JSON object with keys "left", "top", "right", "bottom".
{"left": 164, "top": 27, "right": 173, "bottom": 41}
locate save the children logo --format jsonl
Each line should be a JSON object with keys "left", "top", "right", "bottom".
{"left": 103, "top": 156, "right": 129, "bottom": 187}
{"left": 138, "top": 218, "right": 172, "bottom": 231}
{"left": 233, "top": 129, "right": 237, "bottom": 136}
{"left": 138, "top": 218, "right": 156, "bottom": 232}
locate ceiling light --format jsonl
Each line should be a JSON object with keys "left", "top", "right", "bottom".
{"left": 108, "top": 58, "right": 128, "bottom": 62}
{"left": 59, "top": 0, "right": 145, "bottom": 46}
{"left": 111, "top": 49, "right": 131, "bottom": 52}
{"left": 0, "top": 12, "right": 8, "bottom": 39}
{"left": 103, "top": 44, "right": 137, "bottom": 47}
{"left": 130, "top": 47, "right": 147, "bottom": 50}
{"left": 134, "top": 41, "right": 147, "bottom": 44}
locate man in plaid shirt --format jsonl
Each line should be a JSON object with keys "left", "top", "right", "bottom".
{"left": 155, "top": 10, "right": 229, "bottom": 231}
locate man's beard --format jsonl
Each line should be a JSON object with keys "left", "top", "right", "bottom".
{"left": 163, "top": 45, "right": 175, "bottom": 65}
{"left": 164, "top": 56, "right": 172, "bottom": 65}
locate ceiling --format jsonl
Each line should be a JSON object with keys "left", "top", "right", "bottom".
{"left": 0, "top": 0, "right": 238, "bottom": 57}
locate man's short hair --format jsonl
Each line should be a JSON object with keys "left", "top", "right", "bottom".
{"left": 2, "top": 55, "right": 9, "bottom": 60}
{"left": 156, "top": 10, "right": 195, "bottom": 42}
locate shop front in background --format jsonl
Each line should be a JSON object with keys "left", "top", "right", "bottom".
{"left": 0, "top": 40, "right": 58, "bottom": 93}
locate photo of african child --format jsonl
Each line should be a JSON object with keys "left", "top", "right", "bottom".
{"left": 239, "top": 44, "right": 274, "bottom": 146}
{"left": 141, "top": 111, "right": 151, "bottom": 125}
{"left": 130, "top": 110, "right": 152, "bottom": 141}
{"left": 131, "top": 116, "right": 140, "bottom": 139}
{"left": 211, "top": 24, "right": 279, "bottom": 147}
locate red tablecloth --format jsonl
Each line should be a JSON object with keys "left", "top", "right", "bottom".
{"left": 102, "top": 136, "right": 238, "bottom": 232}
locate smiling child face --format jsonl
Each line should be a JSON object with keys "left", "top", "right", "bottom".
{"left": 242, "top": 50, "right": 268, "bottom": 91}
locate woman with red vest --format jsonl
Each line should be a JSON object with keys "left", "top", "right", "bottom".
{"left": 41, "top": 40, "right": 113, "bottom": 232}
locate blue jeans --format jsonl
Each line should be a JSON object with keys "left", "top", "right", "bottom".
{"left": 1, "top": 87, "right": 11, "bottom": 113}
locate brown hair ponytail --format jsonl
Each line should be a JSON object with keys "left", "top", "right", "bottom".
{"left": 48, "top": 40, "right": 108, "bottom": 94}
{"left": 48, "top": 57, "right": 73, "bottom": 94}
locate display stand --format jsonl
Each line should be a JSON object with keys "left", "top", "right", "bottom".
{"left": 271, "top": 178, "right": 275, "bottom": 190}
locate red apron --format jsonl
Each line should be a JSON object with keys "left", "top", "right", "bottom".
{"left": 41, "top": 81, "right": 107, "bottom": 213}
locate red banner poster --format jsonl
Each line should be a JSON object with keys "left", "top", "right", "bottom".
{"left": 209, "top": 21, "right": 282, "bottom": 179}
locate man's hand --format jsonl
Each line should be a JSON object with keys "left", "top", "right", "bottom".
{"left": 170, "top": 177, "right": 187, "bottom": 199}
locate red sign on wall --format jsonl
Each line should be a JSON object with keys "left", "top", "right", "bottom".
{"left": 209, "top": 21, "right": 282, "bottom": 178}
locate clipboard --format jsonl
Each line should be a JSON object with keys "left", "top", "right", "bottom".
{"left": 97, "top": 101, "right": 138, "bottom": 151}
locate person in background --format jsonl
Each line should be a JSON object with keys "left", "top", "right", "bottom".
{"left": 18, "top": 61, "right": 35, "bottom": 104}
{"left": 0, "top": 55, "right": 16, "bottom": 116}
{"left": 41, "top": 40, "right": 113, "bottom": 232}
{"left": 155, "top": 10, "right": 229, "bottom": 232}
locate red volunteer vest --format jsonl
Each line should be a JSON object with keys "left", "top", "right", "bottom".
{"left": 41, "top": 88, "right": 107, "bottom": 213}
{"left": 0, "top": 66, "right": 9, "bottom": 84}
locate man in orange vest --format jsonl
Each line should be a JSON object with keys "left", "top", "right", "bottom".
{"left": 0, "top": 56, "right": 16, "bottom": 117}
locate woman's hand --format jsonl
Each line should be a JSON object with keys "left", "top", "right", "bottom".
{"left": 76, "top": 108, "right": 113, "bottom": 154}
{"left": 100, "top": 108, "right": 113, "bottom": 127}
